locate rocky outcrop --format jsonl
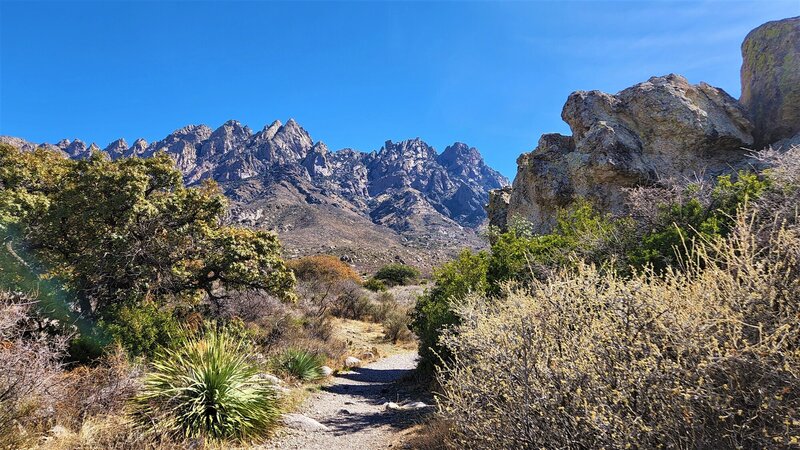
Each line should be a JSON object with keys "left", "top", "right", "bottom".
{"left": 492, "top": 17, "right": 800, "bottom": 234}
{"left": 741, "top": 17, "right": 800, "bottom": 147}
{"left": 500, "top": 74, "right": 753, "bottom": 232}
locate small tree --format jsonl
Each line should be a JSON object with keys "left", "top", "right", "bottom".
{"left": 374, "top": 263, "right": 419, "bottom": 286}
{"left": 0, "top": 144, "right": 296, "bottom": 355}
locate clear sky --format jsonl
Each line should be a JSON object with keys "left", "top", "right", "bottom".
{"left": 1, "top": 1, "right": 797, "bottom": 178}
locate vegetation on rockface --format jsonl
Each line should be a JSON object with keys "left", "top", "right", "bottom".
{"left": 133, "top": 327, "right": 280, "bottom": 442}
{"left": 628, "top": 172, "right": 768, "bottom": 271}
{"left": 419, "top": 149, "right": 800, "bottom": 448}
{"left": 0, "top": 143, "right": 295, "bottom": 358}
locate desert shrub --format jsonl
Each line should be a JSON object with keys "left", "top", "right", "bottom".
{"left": 217, "top": 290, "right": 285, "bottom": 323}
{"left": 628, "top": 171, "right": 768, "bottom": 271}
{"left": 288, "top": 254, "right": 361, "bottom": 284}
{"left": 246, "top": 308, "right": 346, "bottom": 363}
{"left": 330, "top": 281, "right": 375, "bottom": 320}
{"left": 383, "top": 309, "right": 414, "bottom": 343}
{"left": 100, "top": 301, "right": 182, "bottom": 358}
{"left": 412, "top": 250, "right": 489, "bottom": 370}
{"left": 438, "top": 213, "right": 800, "bottom": 449}
{"left": 132, "top": 328, "right": 280, "bottom": 442}
{"left": 0, "top": 292, "right": 66, "bottom": 448}
{"left": 370, "top": 291, "right": 398, "bottom": 322}
{"left": 56, "top": 346, "right": 141, "bottom": 430}
{"left": 274, "top": 348, "right": 326, "bottom": 381}
{"left": 363, "top": 277, "right": 388, "bottom": 292}
{"left": 374, "top": 263, "right": 420, "bottom": 286}
{"left": 291, "top": 256, "right": 363, "bottom": 317}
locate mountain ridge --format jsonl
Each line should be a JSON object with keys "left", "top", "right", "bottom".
{"left": 2, "top": 120, "right": 509, "bottom": 271}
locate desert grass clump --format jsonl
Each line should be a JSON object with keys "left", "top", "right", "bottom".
{"left": 382, "top": 309, "right": 414, "bottom": 343}
{"left": 132, "top": 328, "right": 279, "bottom": 442}
{"left": 274, "top": 348, "right": 326, "bottom": 381}
{"left": 437, "top": 212, "right": 800, "bottom": 449}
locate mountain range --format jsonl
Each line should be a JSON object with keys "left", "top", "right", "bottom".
{"left": 2, "top": 120, "right": 509, "bottom": 272}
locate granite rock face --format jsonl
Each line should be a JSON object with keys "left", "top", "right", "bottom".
{"left": 502, "top": 75, "right": 753, "bottom": 232}
{"left": 491, "top": 17, "right": 800, "bottom": 234}
{"left": 741, "top": 16, "right": 800, "bottom": 147}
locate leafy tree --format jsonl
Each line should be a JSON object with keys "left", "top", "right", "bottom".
{"left": 0, "top": 144, "right": 295, "bottom": 355}
{"left": 374, "top": 263, "right": 419, "bottom": 286}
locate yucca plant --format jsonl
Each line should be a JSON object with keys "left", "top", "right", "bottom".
{"left": 132, "top": 328, "right": 279, "bottom": 442}
{"left": 274, "top": 348, "right": 325, "bottom": 381}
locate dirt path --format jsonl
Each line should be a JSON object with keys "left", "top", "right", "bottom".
{"left": 263, "top": 352, "right": 427, "bottom": 449}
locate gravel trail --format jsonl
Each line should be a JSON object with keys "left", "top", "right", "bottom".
{"left": 263, "top": 352, "right": 425, "bottom": 450}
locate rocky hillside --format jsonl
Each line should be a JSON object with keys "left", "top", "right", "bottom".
{"left": 490, "top": 16, "right": 800, "bottom": 233}
{"left": 2, "top": 121, "right": 508, "bottom": 272}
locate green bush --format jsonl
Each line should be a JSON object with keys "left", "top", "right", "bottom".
{"left": 374, "top": 263, "right": 419, "bottom": 286}
{"left": 132, "top": 328, "right": 279, "bottom": 442}
{"left": 629, "top": 172, "right": 768, "bottom": 271}
{"left": 412, "top": 250, "right": 489, "bottom": 370}
{"left": 100, "top": 301, "right": 181, "bottom": 358}
{"left": 363, "top": 278, "right": 388, "bottom": 292}
{"left": 487, "top": 199, "right": 630, "bottom": 291}
{"left": 274, "top": 348, "right": 326, "bottom": 381}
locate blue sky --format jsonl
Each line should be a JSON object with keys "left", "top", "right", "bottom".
{"left": 1, "top": 1, "right": 797, "bottom": 178}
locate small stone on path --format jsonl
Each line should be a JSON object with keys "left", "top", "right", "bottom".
{"left": 282, "top": 413, "right": 329, "bottom": 432}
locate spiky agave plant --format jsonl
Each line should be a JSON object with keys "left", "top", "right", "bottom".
{"left": 275, "top": 348, "right": 326, "bottom": 381}
{"left": 132, "top": 328, "right": 279, "bottom": 441}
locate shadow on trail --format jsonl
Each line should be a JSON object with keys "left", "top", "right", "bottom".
{"left": 319, "top": 362, "right": 433, "bottom": 434}
{"left": 324, "top": 408, "right": 428, "bottom": 435}
{"left": 322, "top": 366, "right": 415, "bottom": 402}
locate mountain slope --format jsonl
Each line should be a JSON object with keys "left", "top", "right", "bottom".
{"left": 2, "top": 121, "right": 508, "bottom": 272}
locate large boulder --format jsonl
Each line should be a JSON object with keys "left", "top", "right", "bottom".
{"left": 497, "top": 74, "right": 754, "bottom": 232}
{"left": 740, "top": 17, "right": 800, "bottom": 147}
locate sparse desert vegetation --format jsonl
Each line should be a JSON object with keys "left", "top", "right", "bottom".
{"left": 412, "top": 148, "right": 800, "bottom": 448}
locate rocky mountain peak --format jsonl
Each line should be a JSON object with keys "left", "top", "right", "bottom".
{"left": 379, "top": 139, "right": 438, "bottom": 162}
{"left": 201, "top": 120, "right": 253, "bottom": 157}
{"left": 127, "top": 138, "right": 148, "bottom": 157}
{"left": 104, "top": 138, "right": 128, "bottom": 157}
{"left": 63, "top": 139, "right": 88, "bottom": 158}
